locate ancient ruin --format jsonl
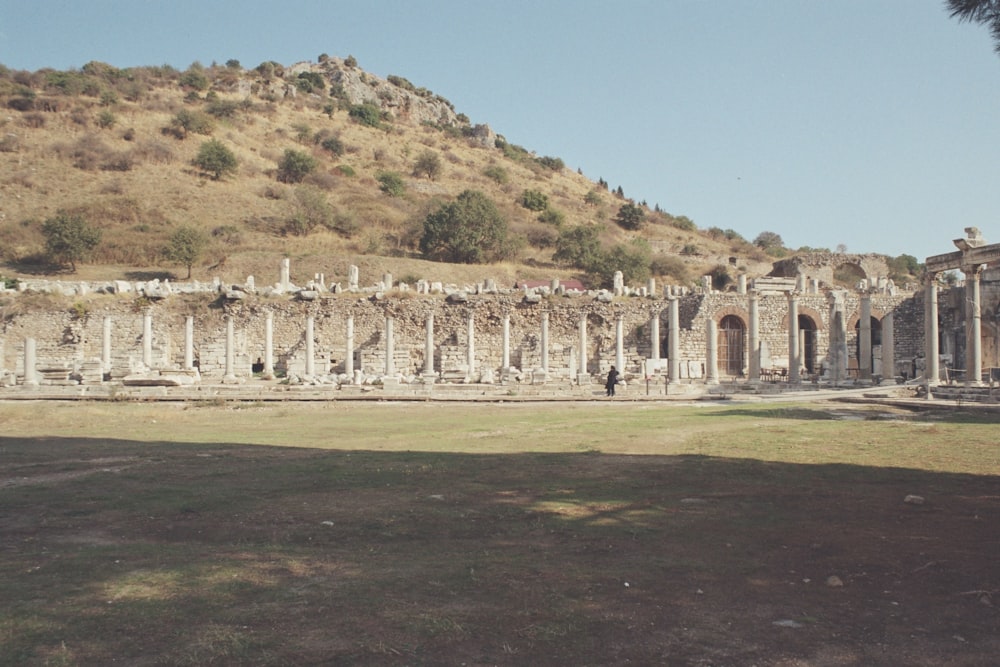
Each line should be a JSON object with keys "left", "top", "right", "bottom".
{"left": 2, "top": 229, "right": 999, "bottom": 400}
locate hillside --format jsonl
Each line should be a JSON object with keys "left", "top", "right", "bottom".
{"left": 1, "top": 55, "right": 789, "bottom": 289}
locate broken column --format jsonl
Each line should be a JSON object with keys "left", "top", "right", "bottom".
{"left": 578, "top": 315, "right": 588, "bottom": 379}
{"left": 280, "top": 258, "right": 291, "bottom": 292}
{"left": 881, "top": 310, "right": 895, "bottom": 383}
{"left": 540, "top": 312, "right": 549, "bottom": 375}
{"left": 223, "top": 316, "right": 237, "bottom": 383}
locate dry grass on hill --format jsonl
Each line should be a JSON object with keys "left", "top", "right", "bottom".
{"left": 0, "top": 61, "right": 774, "bottom": 288}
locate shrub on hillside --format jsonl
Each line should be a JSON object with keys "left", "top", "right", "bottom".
{"left": 483, "top": 165, "right": 508, "bottom": 184}
{"left": 41, "top": 211, "right": 102, "bottom": 272}
{"left": 614, "top": 202, "right": 645, "bottom": 231}
{"left": 420, "top": 190, "right": 512, "bottom": 264}
{"left": 276, "top": 149, "right": 317, "bottom": 183}
{"left": 376, "top": 171, "right": 406, "bottom": 197}
{"left": 520, "top": 189, "right": 548, "bottom": 212}
{"left": 193, "top": 139, "right": 238, "bottom": 180}
{"left": 412, "top": 150, "right": 442, "bottom": 180}
{"left": 165, "top": 109, "right": 214, "bottom": 139}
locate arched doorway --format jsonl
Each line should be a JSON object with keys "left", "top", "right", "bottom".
{"left": 799, "top": 314, "right": 818, "bottom": 374}
{"left": 718, "top": 315, "right": 746, "bottom": 377}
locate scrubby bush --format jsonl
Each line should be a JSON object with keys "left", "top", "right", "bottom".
{"left": 276, "top": 148, "right": 317, "bottom": 183}
{"left": 349, "top": 102, "right": 386, "bottom": 129}
{"left": 650, "top": 254, "right": 690, "bottom": 283}
{"left": 520, "top": 189, "right": 548, "bottom": 212}
{"left": 193, "top": 139, "right": 238, "bottom": 180}
{"left": 166, "top": 109, "right": 214, "bottom": 138}
{"left": 412, "top": 150, "right": 442, "bottom": 180}
{"left": 554, "top": 225, "right": 603, "bottom": 270}
{"left": 319, "top": 135, "right": 345, "bottom": 156}
{"left": 538, "top": 207, "right": 565, "bottom": 227}
{"left": 376, "top": 171, "right": 406, "bottom": 197}
{"left": 535, "top": 155, "right": 564, "bottom": 171}
{"left": 483, "top": 165, "right": 508, "bottom": 184}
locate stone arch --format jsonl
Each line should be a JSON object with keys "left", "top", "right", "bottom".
{"left": 711, "top": 305, "right": 749, "bottom": 327}
{"left": 780, "top": 305, "right": 826, "bottom": 330}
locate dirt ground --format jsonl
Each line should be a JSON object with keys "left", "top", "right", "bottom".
{"left": 1, "top": 406, "right": 999, "bottom": 666}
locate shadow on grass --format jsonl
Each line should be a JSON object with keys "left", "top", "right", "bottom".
{"left": 2, "top": 436, "right": 998, "bottom": 666}
{"left": 703, "top": 404, "right": 1000, "bottom": 424}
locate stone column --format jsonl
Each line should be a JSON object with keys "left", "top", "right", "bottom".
{"left": 859, "top": 293, "right": 872, "bottom": 382}
{"left": 578, "top": 316, "right": 588, "bottom": 378}
{"left": 706, "top": 318, "right": 719, "bottom": 384}
{"left": 881, "top": 310, "right": 895, "bottom": 383}
{"left": 540, "top": 312, "right": 549, "bottom": 374}
{"left": 280, "top": 258, "right": 291, "bottom": 291}
{"left": 650, "top": 310, "right": 661, "bottom": 360}
{"left": 965, "top": 267, "right": 982, "bottom": 386}
{"left": 925, "top": 278, "right": 939, "bottom": 385}
{"left": 224, "top": 315, "right": 237, "bottom": 382}
{"left": 466, "top": 311, "right": 476, "bottom": 380}
{"left": 615, "top": 315, "right": 625, "bottom": 372}
{"left": 345, "top": 316, "right": 355, "bottom": 379}
{"left": 501, "top": 312, "right": 511, "bottom": 370}
{"left": 384, "top": 316, "right": 395, "bottom": 376}
{"left": 184, "top": 316, "right": 194, "bottom": 370}
{"left": 102, "top": 315, "right": 112, "bottom": 376}
{"left": 142, "top": 310, "right": 153, "bottom": 369}
{"left": 668, "top": 297, "right": 680, "bottom": 382}
{"left": 788, "top": 293, "right": 800, "bottom": 383}
{"left": 424, "top": 313, "right": 435, "bottom": 377}
{"left": 264, "top": 310, "right": 275, "bottom": 379}
{"left": 748, "top": 292, "right": 760, "bottom": 381}
{"left": 23, "top": 337, "right": 38, "bottom": 387}
{"left": 305, "top": 315, "right": 315, "bottom": 377}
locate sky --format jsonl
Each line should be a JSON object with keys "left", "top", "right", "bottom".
{"left": 1, "top": 0, "right": 998, "bottom": 263}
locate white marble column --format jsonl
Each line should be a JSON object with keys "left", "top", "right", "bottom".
{"left": 466, "top": 311, "right": 476, "bottom": 380}
{"left": 264, "top": 310, "right": 275, "bottom": 379}
{"left": 615, "top": 315, "right": 625, "bottom": 372}
{"left": 748, "top": 292, "right": 760, "bottom": 381}
{"left": 668, "top": 297, "right": 680, "bottom": 382}
{"left": 578, "top": 316, "right": 588, "bottom": 378}
{"left": 501, "top": 312, "right": 511, "bottom": 370}
{"left": 966, "top": 267, "right": 983, "bottom": 386}
{"left": 706, "top": 318, "right": 719, "bottom": 384}
{"left": 859, "top": 293, "right": 872, "bottom": 382}
{"left": 184, "top": 316, "right": 194, "bottom": 370}
{"left": 102, "top": 315, "right": 112, "bottom": 376}
{"left": 384, "top": 316, "right": 395, "bottom": 376}
{"left": 142, "top": 310, "right": 153, "bottom": 368}
{"left": 881, "top": 310, "right": 895, "bottom": 383}
{"left": 23, "top": 337, "right": 38, "bottom": 387}
{"left": 788, "top": 293, "right": 800, "bottom": 383}
{"left": 424, "top": 313, "right": 435, "bottom": 377}
{"left": 925, "top": 278, "right": 939, "bottom": 386}
{"left": 224, "top": 315, "right": 236, "bottom": 382}
{"left": 345, "top": 316, "right": 355, "bottom": 379}
{"left": 540, "top": 312, "right": 549, "bottom": 374}
{"left": 305, "top": 315, "right": 315, "bottom": 377}
{"left": 650, "top": 310, "right": 661, "bottom": 360}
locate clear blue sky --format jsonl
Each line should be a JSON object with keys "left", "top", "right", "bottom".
{"left": 2, "top": 0, "right": 998, "bottom": 262}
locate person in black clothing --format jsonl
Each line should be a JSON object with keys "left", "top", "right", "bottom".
{"left": 605, "top": 366, "right": 620, "bottom": 397}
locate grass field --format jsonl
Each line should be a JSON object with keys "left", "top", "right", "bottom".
{"left": 1, "top": 400, "right": 998, "bottom": 665}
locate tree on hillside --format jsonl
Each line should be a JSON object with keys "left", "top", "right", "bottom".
{"left": 947, "top": 0, "right": 1000, "bottom": 54}
{"left": 553, "top": 225, "right": 603, "bottom": 270}
{"left": 41, "top": 212, "right": 101, "bottom": 272}
{"left": 412, "top": 150, "right": 442, "bottom": 180}
{"left": 614, "top": 202, "right": 645, "bottom": 231}
{"left": 753, "top": 231, "right": 784, "bottom": 250}
{"left": 164, "top": 225, "right": 208, "bottom": 278}
{"left": 419, "top": 190, "right": 511, "bottom": 264}
{"left": 192, "top": 139, "right": 238, "bottom": 180}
